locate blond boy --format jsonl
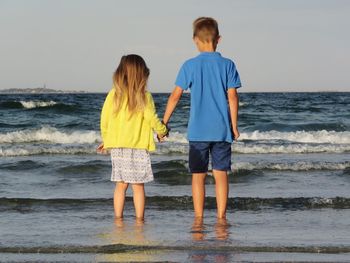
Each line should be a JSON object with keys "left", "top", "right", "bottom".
{"left": 163, "top": 17, "right": 241, "bottom": 218}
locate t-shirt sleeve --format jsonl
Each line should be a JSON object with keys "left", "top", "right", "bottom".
{"left": 175, "top": 63, "right": 190, "bottom": 90}
{"left": 227, "top": 61, "right": 242, "bottom": 89}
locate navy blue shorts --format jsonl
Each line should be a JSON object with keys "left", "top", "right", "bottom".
{"left": 189, "top": 141, "right": 232, "bottom": 173}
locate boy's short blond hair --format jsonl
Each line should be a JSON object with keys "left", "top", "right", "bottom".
{"left": 193, "top": 17, "right": 219, "bottom": 43}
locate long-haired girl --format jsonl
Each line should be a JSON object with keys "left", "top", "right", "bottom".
{"left": 98, "top": 54, "right": 168, "bottom": 219}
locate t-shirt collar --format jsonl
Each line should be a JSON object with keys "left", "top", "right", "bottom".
{"left": 199, "top": 51, "right": 221, "bottom": 56}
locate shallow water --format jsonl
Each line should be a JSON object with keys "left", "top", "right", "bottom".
{"left": 0, "top": 92, "right": 349, "bottom": 262}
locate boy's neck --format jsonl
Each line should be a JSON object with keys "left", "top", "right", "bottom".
{"left": 199, "top": 47, "right": 216, "bottom": 52}
{"left": 197, "top": 42, "right": 217, "bottom": 53}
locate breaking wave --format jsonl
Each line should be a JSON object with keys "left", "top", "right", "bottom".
{"left": 19, "top": 100, "right": 57, "bottom": 109}
{"left": 0, "top": 126, "right": 100, "bottom": 144}
{"left": 1, "top": 196, "right": 350, "bottom": 211}
{"left": 1, "top": 128, "right": 349, "bottom": 156}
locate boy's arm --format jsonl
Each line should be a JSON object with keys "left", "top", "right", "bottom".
{"left": 227, "top": 88, "right": 240, "bottom": 141}
{"left": 162, "top": 86, "right": 183, "bottom": 125}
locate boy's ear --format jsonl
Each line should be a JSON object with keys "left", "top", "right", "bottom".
{"left": 193, "top": 36, "right": 200, "bottom": 45}
{"left": 217, "top": 35, "right": 222, "bottom": 44}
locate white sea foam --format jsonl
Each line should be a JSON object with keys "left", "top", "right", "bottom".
{"left": 1, "top": 143, "right": 349, "bottom": 156}
{"left": 1, "top": 128, "right": 349, "bottom": 155}
{"left": 0, "top": 127, "right": 101, "bottom": 144}
{"left": 0, "top": 145, "right": 95, "bottom": 157}
{"left": 164, "top": 131, "right": 188, "bottom": 144}
{"left": 156, "top": 143, "right": 350, "bottom": 154}
{"left": 164, "top": 130, "right": 350, "bottom": 145}
{"left": 232, "top": 143, "right": 350, "bottom": 154}
{"left": 239, "top": 130, "right": 350, "bottom": 144}
{"left": 20, "top": 100, "right": 57, "bottom": 109}
{"left": 233, "top": 161, "right": 350, "bottom": 171}
{"left": 158, "top": 131, "right": 350, "bottom": 154}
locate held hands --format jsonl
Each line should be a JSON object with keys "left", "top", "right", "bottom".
{"left": 157, "top": 122, "right": 171, "bottom": 143}
{"left": 157, "top": 134, "right": 167, "bottom": 142}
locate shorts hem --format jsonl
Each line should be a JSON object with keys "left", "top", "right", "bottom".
{"left": 190, "top": 170, "right": 208, "bottom": 173}
{"left": 212, "top": 167, "right": 231, "bottom": 172}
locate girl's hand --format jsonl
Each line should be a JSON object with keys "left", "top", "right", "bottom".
{"left": 97, "top": 143, "right": 107, "bottom": 154}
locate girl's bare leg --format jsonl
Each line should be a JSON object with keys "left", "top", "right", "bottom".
{"left": 114, "top": 182, "right": 129, "bottom": 218}
{"left": 192, "top": 173, "right": 207, "bottom": 218}
{"left": 131, "top": 183, "right": 145, "bottom": 219}
{"left": 213, "top": 170, "right": 229, "bottom": 219}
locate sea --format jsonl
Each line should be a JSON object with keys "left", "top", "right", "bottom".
{"left": 0, "top": 92, "right": 349, "bottom": 262}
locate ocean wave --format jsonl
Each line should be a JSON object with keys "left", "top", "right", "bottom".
{"left": 0, "top": 126, "right": 100, "bottom": 144}
{"left": 166, "top": 130, "right": 350, "bottom": 144}
{"left": 1, "top": 244, "right": 349, "bottom": 254}
{"left": 2, "top": 129, "right": 348, "bottom": 145}
{"left": 239, "top": 130, "right": 350, "bottom": 144}
{"left": 20, "top": 100, "right": 57, "bottom": 109}
{"left": 234, "top": 161, "right": 350, "bottom": 171}
{"left": 1, "top": 143, "right": 350, "bottom": 157}
{"left": 1, "top": 196, "right": 349, "bottom": 211}
{"left": 232, "top": 143, "right": 350, "bottom": 154}
{"left": 153, "top": 159, "right": 350, "bottom": 172}
{"left": 0, "top": 145, "right": 96, "bottom": 157}
{"left": 0, "top": 100, "right": 58, "bottom": 109}
{"left": 158, "top": 142, "right": 350, "bottom": 154}
{"left": 1, "top": 128, "right": 350, "bottom": 156}
{"left": 0, "top": 160, "right": 46, "bottom": 170}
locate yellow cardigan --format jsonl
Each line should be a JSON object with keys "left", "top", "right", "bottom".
{"left": 100, "top": 89, "right": 167, "bottom": 152}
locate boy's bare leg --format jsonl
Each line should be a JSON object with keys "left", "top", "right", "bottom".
{"left": 213, "top": 170, "right": 229, "bottom": 219}
{"left": 114, "top": 182, "right": 129, "bottom": 218}
{"left": 192, "top": 173, "right": 207, "bottom": 217}
{"left": 131, "top": 183, "right": 145, "bottom": 219}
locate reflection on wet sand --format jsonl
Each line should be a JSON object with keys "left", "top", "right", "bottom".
{"left": 215, "top": 218, "right": 230, "bottom": 241}
{"left": 113, "top": 217, "right": 146, "bottom": 244}
{"left": 96, "top": 218, "right": 156, "bottom": 262}
{"left": 191, "top": 217, "right": 230, "bottom": 241}
{"left": 190, "top": 217, "right": 233, "bottom": 263}
{"left": 191, "top": 217, "right": 206, "bottom": 241}
{"left": 97, "top": 217, "right": 235, "bottom": 262}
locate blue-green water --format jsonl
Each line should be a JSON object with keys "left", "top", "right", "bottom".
{"left": 0, "top": 92, "right": 349, "bottom": 262}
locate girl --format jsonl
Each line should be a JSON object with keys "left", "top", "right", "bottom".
{"left": 97, "top": 54, "right": 168, "bottom": 219}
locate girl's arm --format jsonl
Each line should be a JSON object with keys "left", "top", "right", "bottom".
{"left": 144, "top": 92, "right": 168, "bottom": 137}
{"left": 162, "top": 86, "right": 183, "bottom": 125}
{"left": 99, "top": 89, "right": 114, "bottom": 150}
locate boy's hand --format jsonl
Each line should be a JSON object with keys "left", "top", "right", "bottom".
{"left": 96, "top": 143, "right": 107, "bottom": 154}
{"left": 233, "top": 128, "right": 240, "bottom": 141}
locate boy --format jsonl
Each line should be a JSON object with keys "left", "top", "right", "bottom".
{"left": 162, "top": 17, "right": 241, "bottom": 219}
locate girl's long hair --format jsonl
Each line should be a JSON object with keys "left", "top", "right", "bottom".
{"left": 112, "top": 54, "right": 149, "bottom": 116}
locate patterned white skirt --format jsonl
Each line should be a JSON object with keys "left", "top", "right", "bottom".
{"left": 110, "top": 148, "right": 153, "bottom": 183}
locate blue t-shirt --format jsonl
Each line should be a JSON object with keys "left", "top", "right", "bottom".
{"left": 175, "top": 52, "right": 241, "bottom": 142}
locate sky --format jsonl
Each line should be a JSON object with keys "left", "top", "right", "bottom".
{"left": 0, "top": 0, "right": 349, "bottom": 92}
